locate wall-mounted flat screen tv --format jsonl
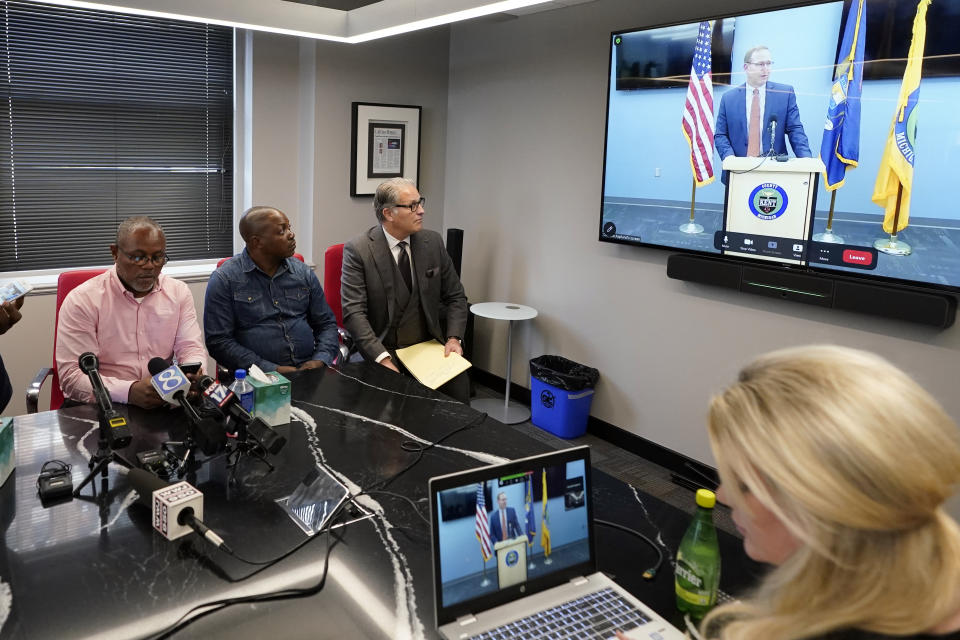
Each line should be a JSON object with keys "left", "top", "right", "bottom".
{"left": 599, "top": 0, "right": 960, "bottom": 293}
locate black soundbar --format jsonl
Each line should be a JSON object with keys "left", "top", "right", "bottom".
{"left": 666, "top": 254, "right": 957, "bottom": 328}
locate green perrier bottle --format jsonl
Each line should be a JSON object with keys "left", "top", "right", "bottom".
{"left": 675, "top": 488, "right": 720, "bottom": 620}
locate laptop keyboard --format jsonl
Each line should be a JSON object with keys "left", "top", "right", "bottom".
{"left": 467, "top": 586, "right": 652, "bottom": 640}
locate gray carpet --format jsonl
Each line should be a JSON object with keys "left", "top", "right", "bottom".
{"left": 473, "top": 383, "right": 740, "bottom": 537}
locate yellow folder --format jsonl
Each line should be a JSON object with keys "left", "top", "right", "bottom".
{"left": 394, "top": 340, "right": 471, "bottom": 390}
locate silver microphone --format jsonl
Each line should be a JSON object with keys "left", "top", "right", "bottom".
{"left": 768, "top": 115, "right": 778, "bottom": 157}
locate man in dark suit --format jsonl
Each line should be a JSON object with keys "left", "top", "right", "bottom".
{"left": 714, "top": 45, "right": 812, "bottom": 183}
{"left": 341, "top": 178, "right": 470, "bottom": 403}
{"left": 488, "top": 492, "right": 522, "bottom": 542}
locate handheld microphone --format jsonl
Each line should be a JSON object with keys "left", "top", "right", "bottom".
{"left": 148, "top": 359, "right": 226, "bottom": 455}
{"left": 78, "top": 352, "right": 132, "bottom": 449}
{"left": 128, "top": 468, "right": 230, "bottom": 551}
{"left": 198, "top": 376, "right": 286, "bottom": 455}
{"left": 767, "top": 115, "right": 778, "bottom": 157}
{"left": 148, "top": 358, "right": 194, "bottom": 410}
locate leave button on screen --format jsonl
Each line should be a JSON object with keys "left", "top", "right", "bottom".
{"left": 842, "top": 249, "right": 874, "bottom": 267}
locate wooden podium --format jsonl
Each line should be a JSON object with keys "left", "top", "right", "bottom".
{"left": 722, "top": 157, "right": 824, "bottom": 265}
{"left": 494, "top": 536, "right": 528, "bottom": 588}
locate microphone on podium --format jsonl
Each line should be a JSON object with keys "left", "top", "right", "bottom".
{"left": 78, "top": 352, "right": 132, "bottom": 449}
{"left": 129, "top": 468, "right": 231, "bottom": 551}
{"left": 767, "top": 115, "right": 778, "bottom": 157}
{"left": 148, "top": 358, "right": 226, "bottom": 455}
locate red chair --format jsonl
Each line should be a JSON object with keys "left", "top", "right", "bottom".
{"left": 323, "top": 243, "right": 355, "bottom": 362}
{"left": 323, "top": 244, "right": 344, "bottom": 327}
{"left": 27, "top": 269, "right": 106, "bottom": 413}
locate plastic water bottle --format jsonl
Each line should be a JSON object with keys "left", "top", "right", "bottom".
{"left": 675, "top": 488, "right": 720, "bottom": 620}
{"left": 229, "top": 369, "right": 255, "bottom": 413}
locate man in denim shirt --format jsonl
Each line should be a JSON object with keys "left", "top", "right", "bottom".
{"left": 204, "top": 206, "right": 339, "bottom": 375}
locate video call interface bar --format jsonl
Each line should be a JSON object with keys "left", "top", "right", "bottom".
{"left": 714, "top": 231, "right": 878, "bottom": 270}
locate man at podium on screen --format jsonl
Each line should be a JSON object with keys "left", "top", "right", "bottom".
{"left": 489, "top": 492, "right": 522, "bottom": 542}
{"left": 715, "top": 45, "right": 811, "bottom": 184}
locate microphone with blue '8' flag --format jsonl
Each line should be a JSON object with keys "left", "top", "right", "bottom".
{"left": 149, "top": 358, "right": 227, "bottom": 456}
{"left": 148, "top": 357, "right": 192, "bottom": 407}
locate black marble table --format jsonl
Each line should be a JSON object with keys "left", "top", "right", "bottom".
{"left": 0, "top": 362, "right": 762, "bottom": 639}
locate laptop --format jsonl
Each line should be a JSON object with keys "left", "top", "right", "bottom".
{"left": 429, "top": 446, "right": 685, "bottom": 640}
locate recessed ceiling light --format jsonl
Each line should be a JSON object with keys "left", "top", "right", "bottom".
{"left": 30, "top": 0, "right": 556, "bottom": 43}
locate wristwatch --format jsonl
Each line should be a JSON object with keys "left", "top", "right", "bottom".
{"left": 447, "top": 336, "right": 462, "bottom": 344}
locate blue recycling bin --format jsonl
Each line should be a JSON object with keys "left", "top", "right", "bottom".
{"left": 529, "top": 356, "right": 599, "bottom": 439}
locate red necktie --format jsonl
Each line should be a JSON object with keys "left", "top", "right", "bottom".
{"left": 501, "top": 511, "right": 507, "bottom": 540}
{"left": 747, "top": 88, "right": 761, "bottom": 157}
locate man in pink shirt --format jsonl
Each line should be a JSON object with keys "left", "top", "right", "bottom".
{"left": 56, "top": 217, "right": 208, "bottom": 409}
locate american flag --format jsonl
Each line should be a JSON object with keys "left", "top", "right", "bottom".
{"left": 681, "top": 21, "right": 716, "bottom": 187}
{"left": 475, "top": 483, "right": 492, "bottom": 562}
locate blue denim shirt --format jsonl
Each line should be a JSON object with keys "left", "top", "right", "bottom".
{"left": 203, "top": 249, "right": 339, "bottom": 372}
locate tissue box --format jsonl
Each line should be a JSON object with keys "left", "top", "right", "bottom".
{"left": 0, "top": 417, "right": 14, "bottom": 488}
{"left": 249, "top": 372, "right": 291, "bottom": 426}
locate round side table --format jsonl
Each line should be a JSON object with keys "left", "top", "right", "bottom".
{"left": 470, "top": 302, "right": 538, "bottom": 424}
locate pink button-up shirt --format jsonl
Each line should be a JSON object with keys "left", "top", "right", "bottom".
{"left": 56, "top": 266, "right": 208, "bottom": 404}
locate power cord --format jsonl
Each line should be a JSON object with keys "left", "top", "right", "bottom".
{"left": 215, "top": 411, "right": 485, "bottom": 567}
{"left": 148, "top": 495, "right": 348, "bottom": 639}
{"left": 594, "top": 518, "right": 663, "bottom": 580}
{"left": 148, "top": 411, "right": 488, "bottom": 636}
{"left": 728, "top": 155, "right": 772, "bottom": 176}
{"left": 367, "top": 410, "right": 488, "bottom": 492}
{"left": 364, "top": 489, "right": 430, "bottom": 526}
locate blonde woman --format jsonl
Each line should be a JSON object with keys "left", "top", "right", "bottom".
{"left": 702, "top": 345, "right": 960, "bottom": 639}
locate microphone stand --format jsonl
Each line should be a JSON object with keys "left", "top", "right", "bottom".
{"left": 73, "top": 408, "right": 134, "bottom": 498}
{"left": 766, "top": 121, "right": 777, "bottom": 158}
{"left": 161, "top": 421, "right": 218, "bottom": 478}
{"left": 161, "top": 434, "right": 200, "bottom": 475}
{"left": 160, "top": 396, "right": 225, "bottom": 477}
{"left": 225, "top": 421, "right": 276, "bottom": 473}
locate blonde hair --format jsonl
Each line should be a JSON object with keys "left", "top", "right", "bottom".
{"left": 703, "top": 345, "right": 960, "bottom": 639}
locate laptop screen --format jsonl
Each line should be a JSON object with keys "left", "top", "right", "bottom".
{"left": 429, "top": 446, "right": 596, "bottom": 625}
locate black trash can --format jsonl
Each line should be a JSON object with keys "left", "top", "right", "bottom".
{"left": 529, "top": 356, "right": 599, "bottom": 439}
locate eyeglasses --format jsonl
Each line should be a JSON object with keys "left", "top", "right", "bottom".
{"left": 119, "top": 249, "right": 169, "bottom": 266}
{"left": 748, "top": 61, "right": 774, "bottom": 68}
{"left": 391, "top": 197, "right": 425, "bottom": 211}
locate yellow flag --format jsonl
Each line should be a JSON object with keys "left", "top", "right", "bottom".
{"left": 871, "top": 0, "right": 930, "bottom": 234}
{"left": 540, "top": 468, "right": 551, "bottom": 558}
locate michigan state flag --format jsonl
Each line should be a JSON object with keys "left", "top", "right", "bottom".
{"left": 872, "top": 0, "right": 930, "bottom": 233}
{"left": 820, "top": 0, "right": 866, "bottom": 190}
{"left": 540, "top": 468, "right": 551, "bottom": 558}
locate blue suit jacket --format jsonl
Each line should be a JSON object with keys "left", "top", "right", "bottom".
{"left": 489, "top": 506, "right": 522, "bottom": 542}
{"left": 714, "top": 81, "right": 812, "bottom": 183}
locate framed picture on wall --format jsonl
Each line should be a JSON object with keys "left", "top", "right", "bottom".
{"left": 351, "top": 102, "right": 421, "bottom": 197}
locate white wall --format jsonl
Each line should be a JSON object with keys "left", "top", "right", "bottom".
{"left": 443, "top": 0, "right": 960, "bottom": 470}
{"left": 246, "top": 28, "right": 451, "bottom": 266}
{"left": 309, "top": 28, "right": 452, "bottom": 265}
